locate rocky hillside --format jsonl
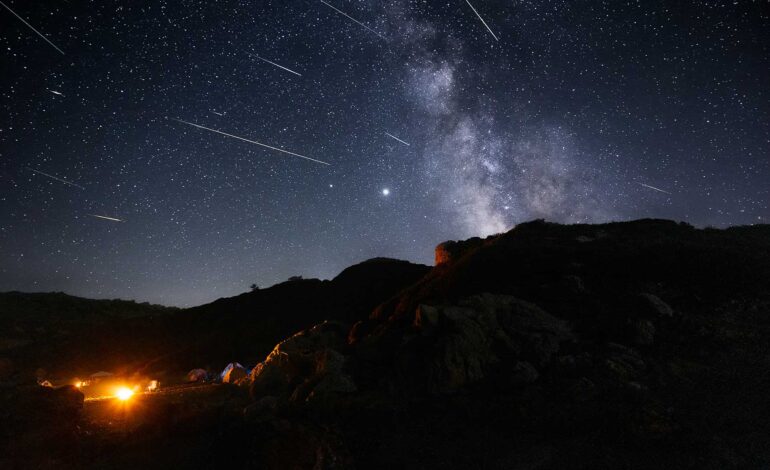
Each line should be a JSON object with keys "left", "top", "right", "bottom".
{"left": 244, "top": 219, "right": 770, "bottom": 469}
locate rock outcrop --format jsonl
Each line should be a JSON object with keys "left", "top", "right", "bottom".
{"left": 243, "top": 219, "right": 770, "bottom": 468}
{"left": 434, "top": 237, "right": 485, "bottom": 265}
{"left": 249, "top": 321, "right": 355, "bottom": 402}
{"left": 398, "top": 294, "right": 573, "bottom": 393}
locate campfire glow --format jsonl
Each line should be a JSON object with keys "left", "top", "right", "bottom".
{"left": 115, "top": 387, "right": 134, "bottom": 401}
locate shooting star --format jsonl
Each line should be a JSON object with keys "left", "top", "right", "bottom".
{"left": 0, "top": 0, "right": 65, "bottom": 55}
{"left": 210, "top": 110, "right": 224, "bottom": 116}
{"left": 249, "top": 54, "right": 302, "bottom": 77}
{"left": 319, "top": 1, "right": 385, "bottom": 40}
{"left": 171, "top": 118, "right": 330, "bottom": 166}
{"left": 464, "top": 0, "right": 499, "bottom": 41}
{"left": 27, "top": 167, "right": 84, "bottom": 189}
{"left": 384, "top": 132, "right": 410, "bottom": 146}
{"left": 47, "top": 89, "right": 64, "bottom": 97}
{"left": 637, "top": 182, "right": 671, "bottom": 195}
{"left": 88, "top": 214, "right": 124, "bottom": 222}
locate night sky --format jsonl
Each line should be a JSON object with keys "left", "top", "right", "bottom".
{"left": 1, "top": 1, "right": 767, "bottom": 306}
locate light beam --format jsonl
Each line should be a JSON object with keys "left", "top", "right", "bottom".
{"left": 171, "top": 118, "right": 330, "bottom": 166}
{"left": 464, "top": 0, "right": 499, "bottom": 41}
{"left": 0, "top": 0, "right": 65, "bottom": 54}
{"left": 319, "top": 1, "right": 385, "bottom": 40}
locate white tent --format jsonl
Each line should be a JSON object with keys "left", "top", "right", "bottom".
{"left": 221, "top": 362, "right": 247, "bottom": 384}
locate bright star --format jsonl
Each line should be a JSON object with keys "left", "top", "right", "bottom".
{"left": 382, "top": 188, "right": 390, "bottom": 196}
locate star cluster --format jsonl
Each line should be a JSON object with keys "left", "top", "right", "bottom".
{"left": 0, "top": 0, "right": 767, "bottom": 306}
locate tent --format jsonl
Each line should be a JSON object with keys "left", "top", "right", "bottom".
{"left": 221, "top": 362, "right": 247, "bottom": 384}
{"left": 187, "top": 368, "right": 208, "bottom": 382}
{"left": 90, "top": 371, "right": 113, "bottom": 379}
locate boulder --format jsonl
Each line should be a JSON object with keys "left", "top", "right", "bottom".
{"left": 510, "top": 361, "right": 539, "bottom": 385}
{"left": 250, "top": 321, "right": 354, "bottom": 401}
{"left": 638, "top": 293, "right": 674, "bottom": 318}
{"left": 631, "top": 318, "right": 656, "bottom": 345}
{"left": 603, "top": 343, "right": 646, "bottom": 382}
{"left": 399, "top": 294, "right": 573, "bottom": 393}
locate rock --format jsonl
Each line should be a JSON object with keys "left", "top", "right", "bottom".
{"left": 626, "top": 381, "right": 647, "bottom": 395}
{"left": 3, "top": 384, "right": 84, "bottom": 436}
{"left": 311, "top": 349, "right": 357, "bottom": 393}
{"left": 253, "top": 419, "right": 354, "bottom": 470}
{"left": 434, "top": 237, "right": 484, "bottom": 265}
{"left": 638, "top": 293, "right": 674, "bottom": 318}
{"left": 631, "top": 318, "right": 656, "bottom": 345}
{"left": 250, "top": 321, "right": 355, "bottom": 402}
{"left": 604, "top": 343, "right": 646, "bottom": 382}
{"left": 414, "top": 304, "right": 440, "bottom": 332}
{"left": 558, "top": 353, "right": 594, "bottom": 377}
{"left": 244, "top": 396, "right": 280, "bottom": 423}
{"left": 400, "top": 294, "right": 573, "bottom": 393}
{"left": 483, "top": 295, "right": 574, "bottom": 366}
{"left": 510, "top": 361, "right": 539, "bottom": 384}
{"left": 568, "top": 377, "right": 598, "bottom": 402}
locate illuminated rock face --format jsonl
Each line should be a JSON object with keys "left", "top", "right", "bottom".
{"left": 399, "top": 294, "right": 574, "bottom": 393}
{"left": 434, "top": 237, "right": 484, "bottom": 265}
{"left": 249, "top": 321, "right": 355, "bottom": 402}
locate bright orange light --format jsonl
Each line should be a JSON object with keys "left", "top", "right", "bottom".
{"left": 74, "top": 381, "right": 82, "bottom": 388}
{"left": 115, "top": 387, "right": 134, "bottom": 401}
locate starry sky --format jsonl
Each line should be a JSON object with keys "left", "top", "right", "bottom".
{"left": 1, "top": 0, "right": 767, "bottom": 306}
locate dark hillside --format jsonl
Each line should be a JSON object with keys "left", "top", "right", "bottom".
{"left": 0, "top": 258, "right": 429, "bottom": 380}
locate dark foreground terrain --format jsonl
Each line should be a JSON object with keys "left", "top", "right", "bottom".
{"left": 2, "top": 219, "right": 770, "bottom": 469}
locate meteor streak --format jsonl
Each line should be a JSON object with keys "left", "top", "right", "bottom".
{"left": 48, "top": 89, "right": 64, "bottom": 97}
{"left": 637, "top": 182, "right": 671, "bottom": 195}
{"left": 27, "top": 167, "right": 84, "bottom": 189}
{"left": 249, "top": 54, "right": 302, "bottom": 77}
{"left": 464, "top": 0, "right": 499, "bottom": 41}
{"left": 171, "top": 118, "right": 330, "bottom": 166}
{"left": 88, "top": 214, "right": 124, "bottom": 222}
{"left": 384, "top": 132, "right": 410, "bottom": 146}
{"left": 0, "top": 0, "right": 65, "bottom": 55}
{"left": 319, "top": 1, "right": 385, "bottom": 40}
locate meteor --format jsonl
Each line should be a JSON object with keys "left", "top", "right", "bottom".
{"left": 384, "top": 132, "right": 410, "bottom": 146}
{"left": 0, "top": 0, "right": 65, "bottom": 55}
{"left": 171, "top": 118, "right": 330, "bottom": 166}
{"left": 637, "top": 182, "right": 671, "bottom": 195}
{"left": 319, "top": 1, "right": 385, "bottom": 40}
{"left": 48, "top": 89, "right": 64, "bottom": 97}
{"left": 88, "top": 214, "right": 124, "bottom": 222}
{"left": 210, "top": 110, "right": 224, "bottom": 116}
{"left": 249, "top": 54, "right": 302, "bottom": 77}
{"left": 27, "top": 167, "right": 84, "bottom": 189}
{"left": 464, "top": 0, "right": 499, "bottom": 41}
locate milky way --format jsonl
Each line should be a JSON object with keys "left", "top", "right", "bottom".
{"left": 1, "top": 1, "right": 767, "bottom": 306}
